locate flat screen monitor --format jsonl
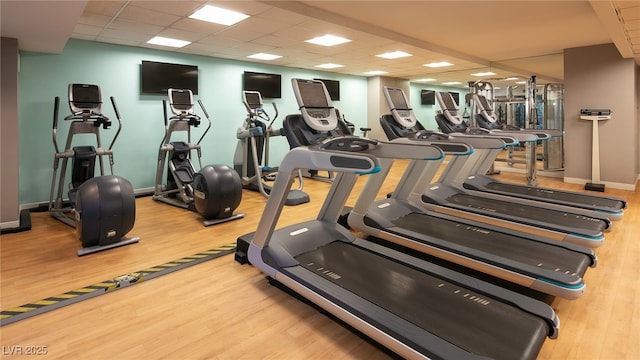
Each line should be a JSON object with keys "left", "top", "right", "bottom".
{"left": 314, "top": 78, "right": 340, "bottom": 101}
{"left": 387, "top": 87, "right": 409, "bottom": 110}
{"left": 243, "top": 71, "right": 281, "bottom": 99}
{"left": 421, "top": 90, "right": 435, "bottom": 105}
{"left": 141, "top": 60, "right": 199, "bottom": 95}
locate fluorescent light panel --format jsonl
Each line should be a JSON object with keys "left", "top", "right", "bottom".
{"left": 376, "top": 51, "right": 412, "bottom": 59}
{"left": 189, "top": 5, "right": 249, "bottom": 26}
{"left": 471, "top": 71, "right": 497, "bottom": 76}
{"left": 442, "top": 81, "right": 462, "bottom": 85}
{"left": 415, "top": 78, "right": 437, "bottom": 82}
{"left": 315, "top": 63, "right": 344, "bottom": 69}
{"left": 247, "top": 53, "right": 282, "bottom": 61}
{"left": 305, "top": 34, "right": 351, "bottom": 47}
{"left": 424, "top": 61, "right": 453, "bottom": 68}
{"left": 146, "top": 36, "right": 191, "bottom": 48}
{"left": 363, "top": 70, "right": 388, "bottom": 76}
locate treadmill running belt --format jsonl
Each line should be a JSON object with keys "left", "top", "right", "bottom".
{"left": 483, "top": 182, "right": 624, "bottom": 210}
{"left": 295, "top": 241, "right": 548, "bottom": 360}
{"left": 447, "top": 193, "right": 607, "bottom": 233}
{"left": 391, "top": 213, "right": 591, "bottom": 278}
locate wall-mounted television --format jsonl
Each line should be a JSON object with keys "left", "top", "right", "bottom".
{"left": 449, "top": 92, "right": 460, "bottom": 105}
{"left": 313, "top": 78, "right": 340, "bottom": 101}
{"left": 141, "top": 60, "right": 199, "bottom": 95}
{"left": 420, "top": 89, "right": 435, "bottom": 105}
{"left": 242, "top": 71, "right": 281, "bottom": 99}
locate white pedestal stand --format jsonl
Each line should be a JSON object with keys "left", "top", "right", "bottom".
{"left": 580, "top": 109, "right": 611, "bottom": 192}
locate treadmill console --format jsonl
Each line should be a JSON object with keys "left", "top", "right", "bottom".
{"left": 383, "top": 87, "right": 418, "bottom": 128}
{"left": 291, "top": 79, "right": 337, "bottom": 132}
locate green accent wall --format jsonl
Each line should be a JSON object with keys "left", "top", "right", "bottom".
{"left": 19, "top": 39, "right": 367, "bottom": 204}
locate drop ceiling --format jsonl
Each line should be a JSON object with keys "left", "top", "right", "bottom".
{"left": 2, "top": 0, "right": 638, "bottom": 88}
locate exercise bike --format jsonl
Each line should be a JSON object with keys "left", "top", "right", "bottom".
{"left": 153, "top": 88, "right": 244, "bottom": 226}
{"left": 233, "top": 90, "right": 309, "bottom": 206}
{"left": 49, "top": 83, "right": 139, "bottom": 256}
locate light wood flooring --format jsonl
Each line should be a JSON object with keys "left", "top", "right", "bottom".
{"left": 1, "top": 161, "right": 638, "bottom": 359}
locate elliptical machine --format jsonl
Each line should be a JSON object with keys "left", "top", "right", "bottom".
{"left": 49, "top": 84, "right": 139, "bottom": 256}
{"left": 233, "top": 91, "right": 309, "bottom": 206}
{"left": 154, "top": 88, "right": 244, "bottom": 226}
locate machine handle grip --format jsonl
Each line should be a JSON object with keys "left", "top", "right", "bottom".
{"left": 53, "top": 96, "right": 60, "bottom": 129}
{"left": 269, "top": 102, "right": 279, "bottom": 127}
{"left": 110, "top": 96, "right": 121, "bottom": 119}
{"left": 162, "top": 99, "right": 168, "bottom": 126}
{"left": 197, "top": 99, "right": 210, "bottom": 118}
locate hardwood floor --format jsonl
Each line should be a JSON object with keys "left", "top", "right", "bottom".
{"left": 1, "top": 162, "right": 638, "bottom": 359}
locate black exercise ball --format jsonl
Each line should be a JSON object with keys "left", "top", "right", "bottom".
{"left": 75, "top": 175, "right": 136, "bottom": 248}
{"left": 193, "top": 164, "right": 242, "bottom": 220}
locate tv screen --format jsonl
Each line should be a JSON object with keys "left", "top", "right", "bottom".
{"left": 421, "top": 90, "right": 435, "bottom": 105}
{"left": 141, "top": 60, "right": 198, "bottom": 95}
{"left": 242, "top": 71, "right": 281, "bottom": 99}
{"left": 314, "top": 78, "right": 340, "bottom": 101}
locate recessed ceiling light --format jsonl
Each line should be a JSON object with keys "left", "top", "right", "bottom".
{"left": 247, "top": 53, "right": 282, "bottom": 61}
{"left": 515, "top": 81, "right": 527, "bottom": 84}
{"left": 415, "top": 78, "right": 437, "bottom": 82}
{"left": 315, "top": 63, "right": 344, "bottom": 69}
{"left": 471, "top": 71, "right": 497, "bottom": 77}
{"left": 189, "top": 5, "right": 249, "bottom": 26}
{"left": 504, "top": 77, "right": 519, "bottom": 81}
{"left": 424, "top": 61, "right": 453, "bottom": 68}
{"left": 146, "top": 36, "right": 191, "bottom": 48}
{"left": 442, "top": 81, "right": 462, "bottom": 85}
{"left": 305, "top": 34, "right": 351, "bottom": 47}
{"left": 363, "top": 70, "right": 388, "bottom": 76}
{"left": 376, "top": 51, "right": 412, "bottom": 59}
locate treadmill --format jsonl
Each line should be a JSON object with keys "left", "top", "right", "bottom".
{"left": 441, "top": 91, "right": 627, "bottom": 220}
{"left": 347, "top": 126, "right": 596, "bottom": 299}
{"left": 241, "top": 78, "right": 559, "bottom": 359}
{"left": 383, "top": 87, "right": 610, "bottom": 248}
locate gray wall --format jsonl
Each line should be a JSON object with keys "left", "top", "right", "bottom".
{"left": 563, "top": 43, "right": 638, "bottom": 189}
{"left": 366, "top": 76, "right": 409, "bottom": 140}
{"left": 1, "top": 37, "right": 20, "bottom": 228}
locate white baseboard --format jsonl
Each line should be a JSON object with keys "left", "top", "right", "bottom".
{"left": 563, "top": 177, "right": 637, "bottom": 191}
{"left": 0, "top": 220, "right": 20, "bottom": 230}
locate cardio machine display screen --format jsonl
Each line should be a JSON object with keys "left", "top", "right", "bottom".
{"left": 299, "top": 81, "right": 329, "bottom": 108}
{"left": 169, "top": 90, "right": 193, "bottom": 112}
{"left": 388, "top": 88, "right": 409, "bottom": 110}
{"left": 243, "top": 91, "right": 262, "bottom": 110}
{"left": 71, "top": 84, "right": 101, "bottom": 110}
